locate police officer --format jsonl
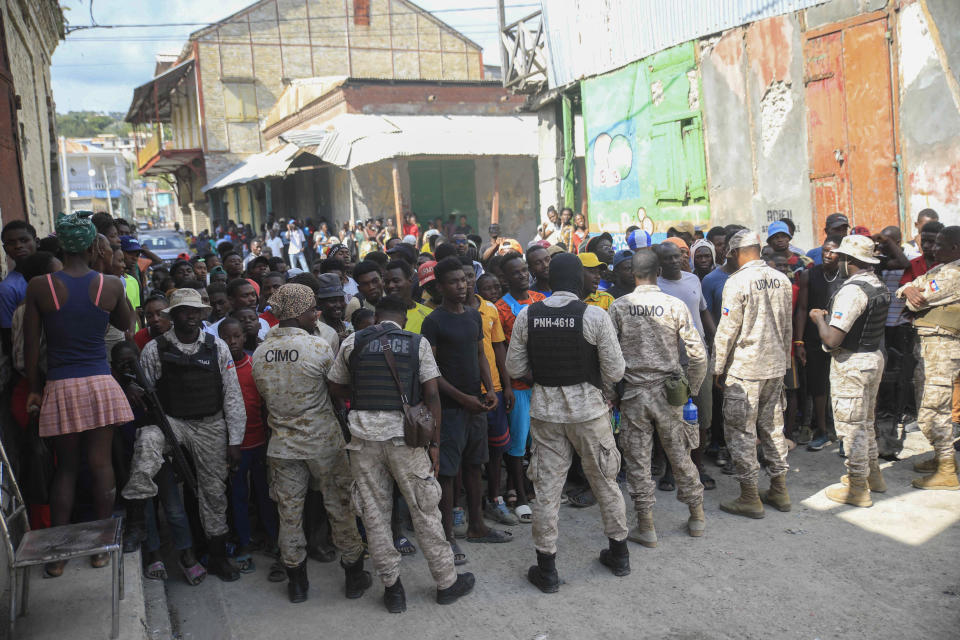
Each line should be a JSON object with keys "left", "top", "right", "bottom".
{"left": 124, "top": 288, "right": 245, "bottom": 581}
{"left": 251, "top": 284, "right": 369, "bottom": 603}
{"left": 327, "top": 295, "right": 475, "bottom": 613}
{"left": 713, "top": 230, "right": 793, "bottom": 518}
{"left": 898, "top": 225, "right": 960, "bottom": 490}
{"left": 808, "top": 235, "right": 890, "bottom": 507}
{"left": 505, "top": 252, "right": 628, "bottom": 592}
{"left": 609, "top": 248, "right": 708, "bottom": 544}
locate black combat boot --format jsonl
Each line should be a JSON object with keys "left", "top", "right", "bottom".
{"left": 342, "top": 556, "right": 372, "bottom": 599}
{"left": 206, "top": 535, "right": 240, "bottom": 582}
{"left": 436, "top": 572, "right": 475, "bottom": 604}
{"left": 527, "top": 551, "right": 560, "bottom": 593}
{"left": 383, "top": 577, "right": 406, "bottom": 613}
{"left": 286, "top": 561, "right": 309, "bottom": 603}
{"left": 598, "top": 538, "right": 630, "bottom": 577}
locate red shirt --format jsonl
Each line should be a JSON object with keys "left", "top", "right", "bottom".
{"left": 900, "top": 255, "right": 937, "bottom": 286}
{"left": 495, "top": 291, "right": 546, "bottom": 390}
{"left": 134, "top": 327, "right": 154, "bottom": 351}
{"left": 234, "top": 354, "right": 266, "bottom": 450}
{"left": 259, "top": 310, "right": 279, "bottom": 327}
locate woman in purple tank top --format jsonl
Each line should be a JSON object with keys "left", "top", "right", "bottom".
{"left": 23, "top": 212, "right": 134, "bottom": 577}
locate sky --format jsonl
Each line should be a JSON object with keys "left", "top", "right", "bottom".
{"left": 51, "top": 0, "right": 537, "bottom": 114}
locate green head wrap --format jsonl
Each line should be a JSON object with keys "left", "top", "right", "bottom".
{"left": 55, "top": 211, "right": 98, "bottom": 253}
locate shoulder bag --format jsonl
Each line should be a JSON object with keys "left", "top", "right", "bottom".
{"left": 379, "top": 336, "right": 435, "bottom": 448}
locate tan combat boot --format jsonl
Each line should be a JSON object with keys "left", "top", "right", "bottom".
{"left": 911, "top": 454, "right": 960, "bottom": 491}
{"left": 912, "top": 454, "right": 938, "bottom": 474}
{"left": 627, "top": 510, "right": 657, "bottom": 548}
{"left": 687, "top": 504, "right": 705, "bottom": 537}
{"left": 759, "top": 474, "right": 791, "bottom": 512}
{"left": 842, "top": 460, "right": 887, "bottom": 493}
{"left": 826, "top": 475, "right": 872, "bottom": 507}
{"left": 719, "top": 482, "right": 765, "bottom": 519}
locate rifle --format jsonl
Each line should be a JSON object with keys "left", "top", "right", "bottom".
{"left": 125, "top": 359, "right": 199, "bottom": 496}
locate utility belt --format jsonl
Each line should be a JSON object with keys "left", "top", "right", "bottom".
{"left": 913, "top": 303, "right": 960, "bottom": 335}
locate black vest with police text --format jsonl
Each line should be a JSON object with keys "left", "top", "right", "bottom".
{"left": 156, "top": 333, "right": 224, "bottom": 419}
{"left": 829, "top": 278, "right": 890, "bottom": 352}
{"left": 349, "top": 325, "right": 422, "bottom": 411}
{"left": 527, "top": 300, "right": 602, "bottom": 388}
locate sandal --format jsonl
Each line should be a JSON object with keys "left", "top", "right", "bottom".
{"left": 465, "top": 529, "right": 513, "bottom": 543}
{"left": 394, "top": 536, "right": 417, "bottom": 556}
{"left": 90, "top": 553, "right": 110, "bottom": 569}
{"left": 505, "top": 489, "right": 518, "bottom": 508}
{"left": 236, "top": 554, "right": 256, "bottom": 574}
{"left": 514, "top": 504, "right": 533, "bottom": 524}
{"left": 567, "top": 488, "right": 596, "bottom": 508}
{"left": 268, "top": 561, "right": 286, "bottom": 583}
{"left": 699, "top": 470, "right": 717, "bottom": 491}
{"left": 144, "top": 561, "right": 168, "bottom": 581}
{"left": 450, "top": 541, "right": 467, "bottom": 566}
{"left": 179, "top": 559, "right": 207, "bottom": 586}
{"left": 657, "top": 475, "right": 676, "bottom": 492}
{"left": 44, "top": 560, "right": 67, "bottom": 578}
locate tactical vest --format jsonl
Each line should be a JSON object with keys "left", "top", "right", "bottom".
{"left": 156, "top": 333, "right": 224, "bottom": 419}
{"left": 349, "top": 325, "right": 422, "bottom": 411}
{"left": 828, "top": 279, "right": 890, "bottom": 352}
{"left": 526, "top": 300, "right": 602, "bottom": 388}
{"left": 914, "top": 303, "right": 960, "bottom": 334}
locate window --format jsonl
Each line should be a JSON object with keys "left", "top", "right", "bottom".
{"left": 223, "top": 82, "right": 258, "bottom": 122}
{"left": 353, "top": 0, "right": 370, "bottom": 26}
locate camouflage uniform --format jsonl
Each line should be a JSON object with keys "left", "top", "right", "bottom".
{"left": 714, "top": 260, "right": 793, "bottom": 484}
{"left": 609, "top": 284, "right": 708, "bottom": 513}
{"left": 506, "top": 291, "right": 628, "bottom": 555}
{"left": 252, "top": 326, "right": 363, "bottom": 568}
{"left": 898, "top": 259, "right": 960, "bottom": 461}
{"left": 328, "top": 324, "right": 457, "bottom": 589}
{"left": 123, "top": 330, "right": 246, "bottom": 538}
{"left": 826, "top": 272, "right": 886, "bottom": 477}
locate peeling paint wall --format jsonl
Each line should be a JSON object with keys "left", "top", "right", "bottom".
{"left": 700, "top": 13, "right": 814, "bottom": 246}
{"left": 899, "top": 0, "right": 960, "bottom": 226}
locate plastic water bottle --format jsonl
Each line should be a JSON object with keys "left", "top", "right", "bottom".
{"left": 683, "top": 398, "right": 698, "bottom": 424}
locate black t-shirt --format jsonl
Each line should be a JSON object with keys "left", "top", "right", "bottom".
{"left": 421, "top": 306, "right": 483, "bottom": 408}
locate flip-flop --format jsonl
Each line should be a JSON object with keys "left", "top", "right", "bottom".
{"left": 505, "top": 489, "right": 518, "bottom": 508}
{"left": 268, "top": 561, "right": 286, "bottom": 583}
{"left": 465, "top": 529, "right": 513, "bottom": 543}
{"left": 567, "top": 489, "right": 596, "bottom": 508}
{"left": 657, "top": 476, "right": 676, "bottom": 491}
{"left": 179, "top": 559, "right": 207, "bottom": 586}
{"left": 236, "top": 554, "right": 256, "bottom": 574}
{"left": 450, "top": 542, "right": 467, "bottom": 566}
{"left": 144, "top": 561, "right": 167, "bottom": 581}
{"left": 514, "top": 504, "right": 532, "bottom": 523}
{"left": 699, "top": 471, "right": 716, "bottom": 490}
{"left": 394, "top": 536, "right": 417, "bottom": 556}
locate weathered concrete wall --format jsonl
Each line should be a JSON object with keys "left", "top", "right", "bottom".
{"left": 805, "top": 0, "right": 889, "bottom": 29}
{"left": 2, "top": 0, "right": 61, "bottom": 237}
{"left": 926, "top": 0, "right": 960, "bottom": 88}
{"left": 898, "top": 0, "right": 960, "bottom": 226}
{"left": 700, "top": 14, "right": 814, "bottom": 247}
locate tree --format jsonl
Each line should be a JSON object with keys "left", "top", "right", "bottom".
{"left": 56, "top": 111, "right": 132, "bottom": 138}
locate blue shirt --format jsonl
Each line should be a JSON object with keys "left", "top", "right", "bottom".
{"left": 806, "top": 246, "right": 823, "bottom": 266}
{"left": 701, "top": 267, "right": 730, "bottom": 326}
{"left": 0, "top": 270, "right": 27, "bottom": 329}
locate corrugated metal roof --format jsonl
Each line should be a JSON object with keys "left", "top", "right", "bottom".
{"left": 201, "top": 143, "right": 299, "bottom": 192}
{"left": 541, "top": 0, "right": 826, "bottom": 88}
{"left": 281, "top": 114, "right": 538, "bottom": 169}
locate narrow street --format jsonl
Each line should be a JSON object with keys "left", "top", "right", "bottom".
{"left": 155, "top": 432, "right": 959, "bottom": 640}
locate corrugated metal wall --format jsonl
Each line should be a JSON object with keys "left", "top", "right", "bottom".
{"left": 541, "top": 0, "right": 827, "bottom": 88}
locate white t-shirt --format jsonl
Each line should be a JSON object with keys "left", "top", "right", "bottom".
{"left": 266, "top": 236, "right": 284, "bottom": 257}
{"left": 288, "top": 228, "right": 305, "bottom": 255}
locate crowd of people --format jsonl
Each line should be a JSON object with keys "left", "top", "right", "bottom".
{"left": 0, "top": 204, "right": 957, "bottom": 613}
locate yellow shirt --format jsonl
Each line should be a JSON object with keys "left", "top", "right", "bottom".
{"left": 476, "top": 294, "right": 505, "bottom": 392}
{"left": 404, "top": 302, "right": 433, "bottom": 335}
{"left": 584, "top": 290, "right": 615, "bottom": 310}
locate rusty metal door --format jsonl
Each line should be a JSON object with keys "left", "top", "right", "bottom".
{"left": 0, "top": 10, "right": 27, "bottom": 225}
{"left": 804, "top": 14, "right": 899, "bottom": 240}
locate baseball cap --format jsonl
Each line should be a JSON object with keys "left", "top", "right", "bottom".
{"left": 825, "top": 213, "right": 849, "bottom": 230}
{"left": 726, "top": 230, "right": 760, "bottom": 257}
{"left": 612, "top": 249, "right": 634, "bottom": 268}
{"left": 766, "top": 221, "right": 791, "bottom": 239}
{"left": 498, "top": 238, "right": 524, "bottom": 255}
{"left": 626, "top": 229, "right": 651, "bottom": 250}
{"left": 578, "top": 252, "right": 608, "bottom": 268}
{"left": 546, "top": 245, "right": 565, "bottom": 256}
{"left": 288, "top": 218, "right": 296, "bottom": 224}
{"left": 417, "top": 260, "right": 437, "bottom": 285}
{"left": 668, "top": 221, "right": 696, "bottom": 236}
{"left": 326, "top": 243, "right": 347, "bottom": 257}
{"left": 402, "top": 234, "right": 418, "bottom": 245}
{"left": 120, "top": 235, "right": 142, "bottom": 253}
{"left": 833, "top": 234, "right": 879, "bottom": 264}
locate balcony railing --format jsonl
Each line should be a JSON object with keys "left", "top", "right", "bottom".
{"left": 499, "top": 6, "right": 547, "bottom": 93}
{"left": 137, "top": 129, "right": 163, "bottom": 170}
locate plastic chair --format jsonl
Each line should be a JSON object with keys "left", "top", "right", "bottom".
{"left": 0, "top": 436, "right": 124, "bottom": 638}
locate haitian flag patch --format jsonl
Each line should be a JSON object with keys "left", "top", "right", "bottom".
{"left": 722, "top": 307, "right": 730, "bottom": 316}
{"left": 833, "top": 311, "right": 843, "bottom": 320}
{"left": 929, "top": 280, "right": 940, "bottom": 293}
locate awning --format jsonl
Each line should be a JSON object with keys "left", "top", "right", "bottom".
{"left": 279, "top": 114, "right": 538, "bottom": 170}
{"left": 201, "top": 143, "right": 300, "bottom": 192}
{"left": 125, "top": 59, "right": 195, "bottom": 124}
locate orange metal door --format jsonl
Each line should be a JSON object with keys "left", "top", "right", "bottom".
{"left": 804, "top": 15, "right": 899, "bottom": 241}
{"left": 804, "top": 31, "right": 850, "bottom": 239}
{"left": 842, "top": 18, "right": 899, "bottom": 233}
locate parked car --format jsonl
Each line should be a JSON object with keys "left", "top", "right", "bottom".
{"left": 139, "top": 231, "right": 191, "bottom": 264}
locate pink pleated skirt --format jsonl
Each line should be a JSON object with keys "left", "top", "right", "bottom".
{"left": 38, "top": 375, "right": 134, "bottom": 438}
